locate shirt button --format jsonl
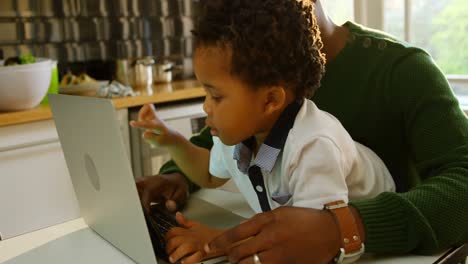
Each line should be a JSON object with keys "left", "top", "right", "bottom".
{"left": 363, "top": 37, "right": 372, "bottom": 48}
{"left": 378, "top": 40, "right": 387, "bottom": 50}
{"left": 256, "top": 185, "right": 264, "bottom": 192}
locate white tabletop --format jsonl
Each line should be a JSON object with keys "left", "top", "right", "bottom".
{"left": 0, "top": 189, "right": 444, "bottom": 264}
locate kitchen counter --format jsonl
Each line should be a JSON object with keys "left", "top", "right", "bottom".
{"left": 0, "top": 188, "right": 447, "bottom": 264}
{"left": 0, "top": 80, "right": 205, "bottom": 127}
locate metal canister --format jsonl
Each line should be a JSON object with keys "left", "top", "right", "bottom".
{"left": 115, "top": 57, "right": 155, "bottom": 94}
{"left": 152, "top": 61, "right": 173, "bottom": 83}
{"left": 132, "top": 57, "right": 155, "bottom": 90}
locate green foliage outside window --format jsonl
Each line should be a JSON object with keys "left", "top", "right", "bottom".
{"left": 430, "top": 0, "right": 468, "bottom": 75}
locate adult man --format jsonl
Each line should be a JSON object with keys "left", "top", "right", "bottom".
{"left": 136, "top": 0, "right": 468, "bottom": 263}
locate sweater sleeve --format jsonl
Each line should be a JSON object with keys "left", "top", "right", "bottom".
{"left": 159, "top": 126, "right": 213, "bottom": 193}
{"left": 350, "top": 51, "right": 468, "bottom": 254}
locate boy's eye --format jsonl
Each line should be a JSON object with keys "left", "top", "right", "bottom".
{"left": 211, "top": 95, "right": 223, "bottom": 102}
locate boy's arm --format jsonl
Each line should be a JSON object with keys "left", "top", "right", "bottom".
{"left": 130, "top": 105, "right": 225, "bottom": 189}
{"left": 288, "top": 137, "right": 349, "bottom": 209}
{"left": 159, "top": 126, "right": 213, "bottom": 193}
{"left": 165, "top": 131, "right": 227, "bottom": 189}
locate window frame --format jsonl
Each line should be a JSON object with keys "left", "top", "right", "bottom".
{"left": 351, "top": 0, "right": 468, "bottom": 106}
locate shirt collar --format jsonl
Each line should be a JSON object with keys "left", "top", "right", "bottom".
{"left": 233, "top": 99, "right": 304, "bottom": 174}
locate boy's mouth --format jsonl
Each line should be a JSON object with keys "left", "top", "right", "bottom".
{"left": 210, "top": 127, "right": 219, "bottom": 136}
{"left": 205, "top": 118, "right": 219, "bottom": 136}
{"left": 205, "top": 119, "right": 214, "bottom": 130}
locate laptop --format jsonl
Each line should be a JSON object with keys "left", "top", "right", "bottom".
{"left": 49, "top": 94, "right": 245, "bottom": 264}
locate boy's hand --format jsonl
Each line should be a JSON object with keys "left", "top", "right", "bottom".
{"left": 129, "top": 104, "right": 178, "bottom": 147}
{"left": 165, "top": 212, "right": 224, "bottom": 264}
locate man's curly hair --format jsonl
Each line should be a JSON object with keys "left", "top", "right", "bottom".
{"left": 192, "top": 0, "right": 326, "bottom": 99}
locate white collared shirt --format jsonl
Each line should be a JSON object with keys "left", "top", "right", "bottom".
{"left": 210, "top": 99, "right": 395, "bottom": 213}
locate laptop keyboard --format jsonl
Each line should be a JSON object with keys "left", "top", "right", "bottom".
{"left": 144, "top": 203, "right": 180, "bottom": 262}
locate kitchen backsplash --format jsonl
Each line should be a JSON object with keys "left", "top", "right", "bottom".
{"left": 0, "top": 0, "right": 198, "bottom": 78}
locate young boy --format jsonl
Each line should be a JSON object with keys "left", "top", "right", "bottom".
{"left": 130, "top": 0, "right": 395, "bottom": 263}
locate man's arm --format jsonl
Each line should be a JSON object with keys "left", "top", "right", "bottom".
{"left": 350, "top": 51, "right": 468, "bottom": 254}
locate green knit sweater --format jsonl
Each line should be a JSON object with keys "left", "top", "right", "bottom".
{"left": 160, "top": 22, "right": 468, "bottom": 254}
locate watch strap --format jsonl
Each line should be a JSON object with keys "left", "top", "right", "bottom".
{"left": 325, "top": 200, "right": 364, "bottom": 263}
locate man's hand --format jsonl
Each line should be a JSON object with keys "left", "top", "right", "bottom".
{"left": 205, "top": 206, "right": 342, "bottom": 264}
{"left": 136, "top": 172, "right": 190, "bottom": 212}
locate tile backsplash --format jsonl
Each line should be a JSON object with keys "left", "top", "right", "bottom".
{"left": 0, "top": 0, "right": 198, "bottom": 77}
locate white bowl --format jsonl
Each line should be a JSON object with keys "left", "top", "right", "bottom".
{"left": 0, "top": 58, "right": 52, "bottom": 71}
{"left": 0, "top": 59, "right": 52, "bottom": 111}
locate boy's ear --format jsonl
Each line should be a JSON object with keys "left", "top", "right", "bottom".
{"left": 263, "top": 86, "right": 287, "bottom": 114}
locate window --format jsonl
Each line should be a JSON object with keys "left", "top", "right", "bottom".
{"left": 322, "top": 0, "right": 354, "bottom": 26}
{"left": 324, "top": 0, "right": 468, "bottom": 103}
{"left": 384, "top": 0, "right": 468, "bottom": 76}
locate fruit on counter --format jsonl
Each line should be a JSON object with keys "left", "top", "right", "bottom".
{"left": 60, "top": 71, "right": 97, "bottom": 86}
{"left": 75, "top": 73, "right": 97, "bottom": 84}
{"left": 60, "top": 71, "right": 76, "bottom": 86}
{"left": 3, "top": 54, "right": 37, "bottom": 66}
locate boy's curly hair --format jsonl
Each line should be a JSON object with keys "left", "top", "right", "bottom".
{"left": 192, "top": 0, "right": 326, "bottom": 98}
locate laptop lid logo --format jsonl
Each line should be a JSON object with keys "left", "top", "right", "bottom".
{"left": 84, "top": 154, "right": 101, "bottom": 191}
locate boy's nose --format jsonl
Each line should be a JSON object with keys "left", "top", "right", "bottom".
{"left": 203, "top": 97, "right": 211, "bottom": 114}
